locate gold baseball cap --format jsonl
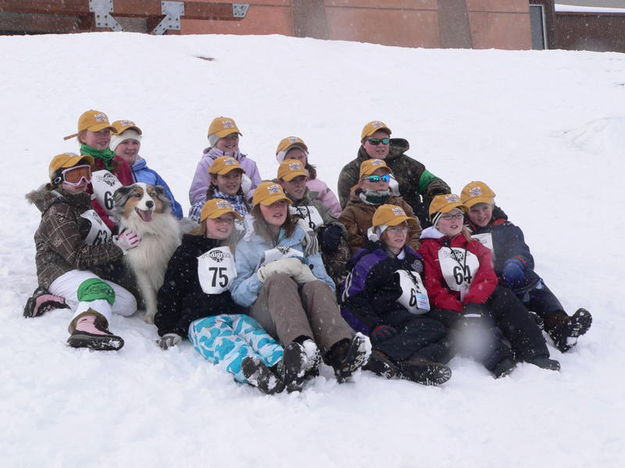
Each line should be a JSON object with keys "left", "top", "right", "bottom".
{"left": 200, "top": 199, "right": 243, "bottom": 222}
{"left": 111, "top": 119, "right": 142, "bottom": 135}
{"left": 428, "top": 194, "right": 467, "bottom": 217}
{"left": 361, "top": 120, "right": 392, "bottom": 140}
{"left": 49, "top": 153, "right": 94, "bottom": 180}
{"left": 460, "top": 181, "right": 496, "bottom": 208}
{"left": 359, "top": 159, "right": 392, "bottom": 178}
{"left": 252, "top": 181, "right": 292, "bottom": 207}
{"left": 64, "top": 110, "right": 116, "bottom": 140}
{"left": 209, "top": 156, "right": 244, "bottom": 176}
{"left": 208, "top": 117, "right": 241, "bottom": 138}
{"left": 372, "top": 204, "right": 417, "bottom": 228}
{"left": 277, "top": 159, "right": 309, "bottom": 182}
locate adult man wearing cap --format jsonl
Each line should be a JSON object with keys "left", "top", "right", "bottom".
{"left": 339, "top": 158, "right": 422, "bottom": 254}
{"left": 110, "top": 119, "right": 183, "bottom": 219}
{"left": 337, "top": 120, "right": 450, "bottom": 227}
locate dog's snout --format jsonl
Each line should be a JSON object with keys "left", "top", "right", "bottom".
{"left": 146, "top": 200, "right": 154, "bottom": 209}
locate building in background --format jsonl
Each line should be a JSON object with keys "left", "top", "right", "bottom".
{"left": 0, "top": 1, "right": 623, "bottom": 52}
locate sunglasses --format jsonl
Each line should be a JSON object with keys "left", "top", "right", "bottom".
{"left": 367, "top": 137, "right": 390, "bottom": 146}
{"left": 61, "top": 165, "right": 91, "bottom": 186}
{"left": 386, "top": 225, "right": 409, "bottom": 233}
{"left": 365, "top": 174, "right": 391, "bottom": 183}
{"left": 439, "top": 213, "right": 464, "bottom": 221}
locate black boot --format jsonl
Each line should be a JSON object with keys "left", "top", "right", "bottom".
{"left": 546, "top": 309, "right": 592, "bottom": 353}
{"left": 326, "top": 333, "right": 371, "bottom": 383}
{"left": 527, "top": 356, "right": 560, "bottom": 372}
{"left": 242, "top": 357, "right": 285, "bottom": 395}
{"left": 363, "top": 349, "right": 400, "bottom": 379}
{"left": 491, "top": 358, "right": 516, "bottom": 379}
{"left": 398, "top": 357, "right": 452, "bottom": 386}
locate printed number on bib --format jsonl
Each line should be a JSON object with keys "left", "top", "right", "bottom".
{"left": 80, "top": 209, "right": 112, "bottom": 246}
{"left": 260, "top": 246, "right": 304, "bottom": 267}
{"left": 91, "top": 170, "right": 123, "bottom": 219}
{"left": 396, "top": 270, "right": 430, "bottom": 314}
{"left": 197, "top": 246, "right": 237, "bottom": 295}
{"left": 290, "top": 206, "right": 324, "bottom": 231}
{"left": 438, "top": 247, "right": 480, "bottom": 300}
{"left": 471, "top": 233, "right": 494, "bottom": 259}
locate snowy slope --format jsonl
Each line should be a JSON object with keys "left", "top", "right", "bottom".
{"left": 1, "top": 33, "right": 624, "bottom": 468}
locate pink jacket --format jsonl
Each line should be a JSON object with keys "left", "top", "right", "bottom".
{"left": 306, "top": 178, "right": 341, "bottom": 217}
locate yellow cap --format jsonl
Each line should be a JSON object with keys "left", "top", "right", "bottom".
{"left": 111, "top": 119, "right": 142, "bottom": 135}
{"left": 460, "top": 181, "right": 496, "bottom": 208}
{"left": 49, "top": 153, "right": 94, "bottom": 180}
{"left": 372, "top": 204, "right": 418, "bottom": 228}
{"left": 275, "top": 136, "right": 309, "bottom": 161}
{"left": 64, "top": 110, "right": 116, "bottom": 140}
{"left": 361, "top": 120, "right": 392, "bottom": 140}
{"left": 359, "top": 159, "right": 392, "bottom": 178}
{"left": 208, "top": 117, "right": 241, "bottom": 138}
{"left": 209, "top": 156, "right": 244, "bottom": 176}
{"left": 252, "top": 181, "right": 292, "bottom": 207}
{"left": 278, "top": 159, "right": 309, "bottom": 181}
{"left": 428, "top": 194, "right": 467, "bottom": 217}
{"left": 200, "top": 199, "right": 243, "bottom": 222}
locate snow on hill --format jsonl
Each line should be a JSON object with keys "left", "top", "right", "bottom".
{"left": 1, "top": 32, "right": 624, "bottom": 467}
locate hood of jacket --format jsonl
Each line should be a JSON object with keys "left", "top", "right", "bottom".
{"left": 25, "top": 184, "right": 91, "bottom": 215}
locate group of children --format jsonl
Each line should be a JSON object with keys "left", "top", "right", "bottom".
{"left": 25, "top": 110, "right": 592, "bottom": 394}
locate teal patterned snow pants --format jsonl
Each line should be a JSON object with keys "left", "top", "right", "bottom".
{"left": 189, "top": 314, "right": 284, "bottom": 383}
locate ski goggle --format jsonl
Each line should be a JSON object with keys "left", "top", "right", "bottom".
{"left": 61, "top": 165, "right": 91, "bottom": 186}
{"left": 367, "top": 137, "right": 390, "bottom": 146}
{"left": 365, "top": 174, "right": 391, "bottom": 183}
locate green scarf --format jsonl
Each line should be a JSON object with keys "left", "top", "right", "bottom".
{"left": 359, "top": 189, "right": 391, "bottom": 206}
{"left": 80, "top": 144, "right": 116, "bottom": 171}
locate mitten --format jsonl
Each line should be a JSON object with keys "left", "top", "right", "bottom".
{"left": 157, "top": 333, "right": 182, "bottom": 350}
{"left": 319, "top": 224, "right": 343, "bottom": 254}
{"left": 113, "top": 230, "right": 141, "bottom": 253}
{"left": 291, "top": 263, "right": 319, "bottom": 285}
{"left": 369, "top": 324, "right": 398, "bottom": 344}
{"left": 257, "top": 257, "right": 303, "bottom": 282}
{"left": 502, "top": 258, "right": 526, "bottom": 288}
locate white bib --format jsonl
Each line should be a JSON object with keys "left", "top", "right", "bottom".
{"left": 438, "top": 247, "right": 480, "bottom": 301}
{"left": 471, "top": 233, "right": 494, "bottom": 259}
{"left": 289, "top": 205, "right": 324, "bottom": 232}
{"left": 80, "top": 209, "right": 113, "bottom": 246}
{"left": 260, "top": 246, "right": 304, "bottom": 267}
{"left": 396, "top": 269, "right": 430, "bottom": 314}
{"left": 197, "top": 246, "right": 237, "bottom": 295}
{"left": 91, "top": 169, "right": 123, "bottom": 221}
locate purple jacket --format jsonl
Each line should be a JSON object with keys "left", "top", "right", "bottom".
{"left": 188, "top": 147, "right": 262, "bottom": 206}
{"left": 306, "top": 178, "right": 341, "bottom": 218}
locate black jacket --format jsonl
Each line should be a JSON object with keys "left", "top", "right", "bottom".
{"left": 155, "top": 234, "right": 246, "bottom": 337}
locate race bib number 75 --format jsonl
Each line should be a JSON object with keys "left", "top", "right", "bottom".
{"left": 197, "top": 246, "right": 237, "bottom": 295}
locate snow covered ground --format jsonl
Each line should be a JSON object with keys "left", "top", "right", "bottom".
{"left": 1, "top": 32, "right": 624, "bottom": 467}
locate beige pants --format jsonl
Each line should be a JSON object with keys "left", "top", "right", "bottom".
{"left": 250, "top": 273, "right": 353, "bottom": 353}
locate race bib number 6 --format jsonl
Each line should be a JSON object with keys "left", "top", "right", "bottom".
{"left": 396, "top": 269, "right": 430, "bottom": 314}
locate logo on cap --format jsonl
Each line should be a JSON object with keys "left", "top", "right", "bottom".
{"left": 216, "top": 200, "right": 230, "bottom": 210}
{"left": 224, "top": 158, "right": 237, "bottom": 165}
{"left": 446, "top": 194, "right": 460, "bottom": 202}
{"left": 289, "top": 162, "right": 302, "bottom": 170}
{"left": 120, "top": 120, "right": 135, "bottom": 126}
{"left": 469, "top": 186, "right": 482, "bottom": 197}
{"left": 94, "top": 113, "right": 106, "bottom": 122}
{"left": 392, "top": 207, "right": 405, "bottom": 216}
{"left": 371, "top": 121, "right": 384, "bottom": 128}
{"left": 267, "top": 184, "right": 281, "bottom": 194}
{"left": 371, "top": 159, "right": 384, "bottom": 166}
{"left": 222, "top": 120, "right": 235, "bottom": 128}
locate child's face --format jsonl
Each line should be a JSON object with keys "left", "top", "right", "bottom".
{"left": 215, "top": 133, "right": 240, "bottom": 153}
{"left": 284, "top": 148, "right": 308, "bottom": 165}
{"left": 362, "top": 130, "right": 390, "bottom": 159}
{"left": 82, "top": 129, "right": 111, "bottom": 150}
{"left": 214, "top": 171, "right": 242, "bottom": 195}
{"left": 115, "top": 139, "right": 140, "bottom": 165}
{"left": 381, "top": 223, "right": 408, "bottom": 251}
{"left": 260, "top": 200, "right": 288, "bottom": 228}
{"left": 205, "top": 214, "right": 235, "bottom": 240}
{"left": 436, "top": 208, "right": 465, "bottom": 237}
{"left": 281, "top": 175, "right": 308, "bottom": 200}
{"left": 467, "top": 203, "right": 493, "bottom": 227}
{"left": 359, "top": 169, "right": 390, "bottom": 192}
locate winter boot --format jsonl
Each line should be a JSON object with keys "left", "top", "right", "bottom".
{"left": 398, "top": 357, "right": 452, "bottom": 386}
{"left": 526, "top": 356, "right": 560, "bottom": 372}
{"left": 277, "top": 340, "right": 321, "bottom": 393}
{"left": 241, "top": 357, "right": 285, "bottom": 395}
{"left": 67, "top": 311, "right": 124, "bottom": 351}
{"left": 528, "top": 311, "right": 544, "bottom": 330}
{"left": 326, "top": 333, "right": 371, "bottom": 383}
{"left": 546, "top": 309, "right": 592, "bottom": 353}
{"left": 491, "top": 358, "right": 516, "bottom": 379}
{"left": 363, "top": 349, "right": 400, "bottom": 379}
{"left": 24, "top": 286, "right": 70, "bottom": 318}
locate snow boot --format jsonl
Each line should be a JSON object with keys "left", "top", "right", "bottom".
{"left": 528, "top": 310, "right": 544, "bottom": 330}
{"left": 241, "top": 357, "right": 285, "bottom": 395}
{"left": 363, "top": 349, "right": 400, "bottom": 379}
{"left": 398, "top": 357, "right": 452, "bottom": 386}
{"left": 527, "top": 356, "right": 560, "bottom": 372}
{"left": 546, "top": 308, "right": 592, "bottom": 353}
{"left": 67, "top": 311, "right": 124, "bottom": 351}
{"left": 327, "top": 333, "right": 371, "bottom": 383}
{"left": 277, "top": 340, "right": 321, "bottom": 393}
{"left": 491, "top": 358, "right": 516, "bottom": 379}
{"left": 24, "top": 286, "right": 70, "bottom": 318}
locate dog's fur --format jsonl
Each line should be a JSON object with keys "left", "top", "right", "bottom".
{"left": 114, "top": 183, "right": 181, "bottom": 324}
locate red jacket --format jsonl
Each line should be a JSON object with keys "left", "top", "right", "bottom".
{"left": 418, "top": 228, "right": 498, "bottom": 313}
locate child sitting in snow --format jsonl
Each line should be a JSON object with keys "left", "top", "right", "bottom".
{"left": 188, "top": 117, "right": 261, "bottom": 220}
{"left": 25, "top": 152, "right": 141, "bottom": 350}
{"left": 340, "top": 204, "right": 452, "bottom": 385}
{"left": 109, "top": 119, "right": 184, "bottom": 220}
{"left": 460, "top": 181, "right": 592, "bottom": 352}
{"left": 155, "top": 199, "right": 286, "bottom": 395}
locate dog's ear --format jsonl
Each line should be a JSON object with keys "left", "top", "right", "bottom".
{"left": 153, "top": 185, "right": 171, "bottom": 211}
{"left": 113, "top": 185, "right": 134, "bottom": 211}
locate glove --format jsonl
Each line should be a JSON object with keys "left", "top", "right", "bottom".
{"left": 319, "top": 224, "right": 343, "bottom": 254}
{"left": 370, "top": 324, "right": 398, "bottom": 344}
{"left": 257, "top": 257, "right": 305, "bottom": 282}
{"left": 156, "top": 333, "right": 182, "bottom": 350}
{"left": 113, "top": 230, "right": 141, "bottom": 252}
{"left": 502, "top": 258, "right": 526, "bottom": 288}
{"left": 291, "top": 263, "right": 318, "bottom": 285}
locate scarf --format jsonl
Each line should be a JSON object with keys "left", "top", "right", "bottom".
{"left": 80, "top": 144, "right": 116, "bottom": 171}
{"left": 358, "top": 189, "right": 391, "bottom": 206}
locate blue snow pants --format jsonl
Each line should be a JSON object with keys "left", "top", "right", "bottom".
{"left": 188, "top": 314, "right": 284, "bottom": 383}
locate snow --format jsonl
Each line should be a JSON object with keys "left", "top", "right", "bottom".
{"left": 1, "top": 32, "right": 625, "bottom": 467}
{"left": 555, "top": 3, "right": 625, "bottom": 13}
